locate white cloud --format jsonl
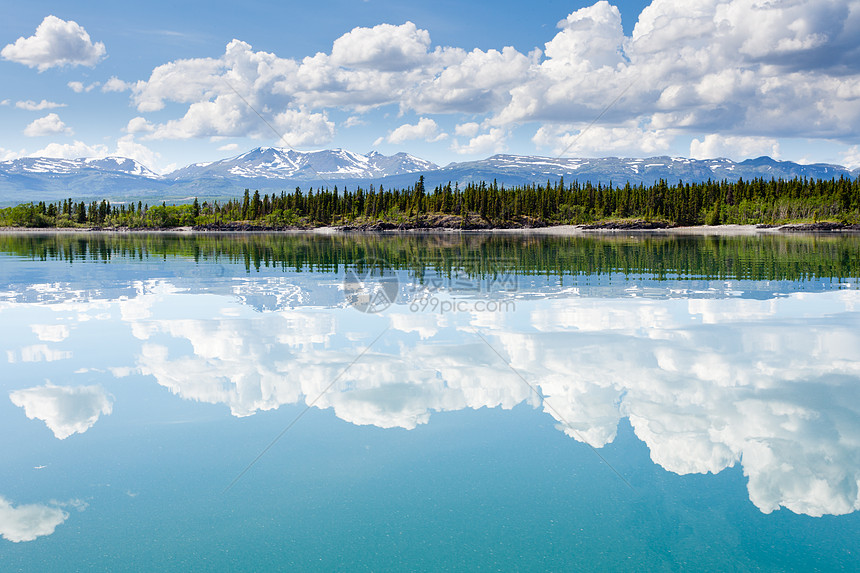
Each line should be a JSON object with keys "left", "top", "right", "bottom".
{"left": 114, "top": 135, "right": 161, "bottom": 172}
{"left": 343, "top": 115, "right": 366, "bottom": 128}
{"left": 71, "top": 1, "right": 860, "bottom": 156}
{"left": 217, "top": 142, "right": 240, "bottom": 152}
{"left": 23, "top": 113, "right": 72, "bottom": 137}
{"left": 270, "top": 109, "right": 336, "bottom": 146}
{"left": 125, "top": 116, "right": 154, "bottom": 134}
{"left": 546, "top": 1, "right": 626, "bottom": 73}
{"left": 126, "top": 26, "right": 496, "bottom": 141}
{"left": 407, "top": 46, "right": 533, "bottom": 114}
{"left": 21, "top": 134, "right": 162, "bottom": 172}
{"left": 147, "top": 96, "right": 335, "bottom": 146}
{"left": 690, "top": 134, "right": 781, "bottom": 160}
{"left": 451, "top": 127, "right": 507, "bottom": 155}
{"left": 0, "top": 147, "right": 25, "bottom": 161}
{"left": 492, "top": 0, "right": 860, "bottom": 150}
{"left": 15, "top": 99, "right": 66, "bottom": 111}
{"left": 0, "top": 497, "right": 68, "bottom": 542}
{"left": 67, "top": 80, "right": 98, "bottom": 93}
{"left": 454, "top": 122, "right": 480, "bottom": 138}
{"left": 129, "top": 40, "right": 333, "bottom": 146}
{"left": 1, "top": 15, "right": 106, "bottom": 71}
{"left": 102, "top": 76, "right": 132, "bottom": 92}
{"left": 28, "top": 140, "right": 108, "bottom": 159}
{"left": 840, "top": 145, "right": 860, "bottom": 169}
{"left": 330, "top": 21, "right": 431, "bottom": 71}
{"left": 9, "top": 383, "right": 113, "bottom": 439}
{"left": 533, "top": 124, "right": 673, "bottom": 156}
{"left": 383, "top": 117, "right": 447, "bottom": 144}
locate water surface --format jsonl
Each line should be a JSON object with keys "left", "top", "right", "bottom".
{"left": 1, "top": 232, "right": 858, "bottom": 570}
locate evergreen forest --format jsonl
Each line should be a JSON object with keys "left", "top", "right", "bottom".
{"left": 1, "top": 175, "right": 859, "bottom": 229}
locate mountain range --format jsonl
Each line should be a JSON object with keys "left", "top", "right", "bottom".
{"left": 1, "top": 147, "right": 857, "bottom": 204}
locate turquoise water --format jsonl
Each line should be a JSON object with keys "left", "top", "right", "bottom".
{"left": 1, "top": 232, "right": 859, "bottom": 571}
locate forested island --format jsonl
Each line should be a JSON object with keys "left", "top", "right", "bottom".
{"left": 1, "top": 175, "right": 859, "bottom": 230}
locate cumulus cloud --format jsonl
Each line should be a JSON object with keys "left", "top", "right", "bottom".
{"left": 28, "top": 140, "right": 108, "bottom": 159}
{"left": 330, "top": 21, "right": 431, "bottom": 71}
{"left": 0, "top": 147, "right": 25, "bottom": 160}
{"left": 124, "top": 24, "right": 522, "bottom": 144}
{"left": 533, "top": 124, "right": 673, "bottom": 156}
{"left": 9, "top": 383, "right": 114, "bottom": 439}
{"left": 490, "top": 0, "right": 860, "bottom": 150}
{"left": 125, "top": 116, "right": 154, "bottom": 134}
{"left": 1, "top": 15, "right": 106, "bottom": 71}
{"left": 102, "top": 76, "right": 132, "bottom": 92}
{"left": 15, "top": 99, "right": 66, "bottom": 111}
{"left": 840, "top": 145, "right": 860, "bottom": 169}
{"left": 379, "top": 117, "right": 447, "bottom": 144}
{"left": 690, "top": 134, "right": 781, "bottom": 160}
{"left": 128, "top": 40, "right": 334, "bottom": 145}
{"left": 0, "top": 497, "right": 68, "bottom": 542}
{"left": 343, "top": 115, "right": 366, "bottom": 128}
{"left": 454, "top": 122, "right": 480, "bottom": 138}
{"left": 8, "top": 2, "right": 859, "bottom": 159}
{"left": 22, "top": 134, "right": 162, "bottom": 172}
{"left": 23, "top": 113, "right": 72, "bottom": 137}
{"left": 114, "top": 135, "right": 161, "bottom": 170}
{"left": 406, "top": 46, "right": 534, "bottom": 114}
{"left": 67, "top": 80, "right": 98, "bottom": 93}
{"left": 451, "top": 128, "right": 507, "bottom": 155}
{"left": 147, "top": 97, "right": 335, "bottom": 146}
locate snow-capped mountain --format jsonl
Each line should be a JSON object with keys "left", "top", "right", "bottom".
{"left": 0, "top": 156, "right": 160, "bottom": 178}
{"left": 0, "top": 147, "right": 856, "bottom": 204}
{"left": 432, "top": 154, "right": 855, "bottom": 187}
{"left": 167, "top": 148, "right": 438, "bottom": 181}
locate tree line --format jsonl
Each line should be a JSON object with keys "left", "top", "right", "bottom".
{"left": 1, "top": 174, "right": 859, "bottom": 228}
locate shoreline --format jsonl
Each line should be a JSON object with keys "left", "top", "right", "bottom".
{"left": 1, "top": 223, "right": 859, "bottom": 236}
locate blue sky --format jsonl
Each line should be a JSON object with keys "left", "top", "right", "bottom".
{"left": 1, "top": 0, "right": 859, "bottom": 173}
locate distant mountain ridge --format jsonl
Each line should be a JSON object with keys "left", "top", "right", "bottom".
{"left": 0, "top": 147, "right": 857, "bottom": 204}
{"left": 0, "top": 156, "right": 160, "bottom": 178}
{"left": 168, "top": 148, "right": 438, "bottom": 181}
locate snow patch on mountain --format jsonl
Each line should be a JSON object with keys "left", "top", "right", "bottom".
{"left": 0, "top": 147, "right": 856, "bottom": 204}
{"left": 0, "top": 156, "right": 160, "bottom": 178}
{"left": 166, "top": 148, "right": 439, "bottom": 181}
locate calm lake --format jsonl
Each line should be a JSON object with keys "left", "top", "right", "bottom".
{"left": 1, "top": 231, "right": 859, "bottom": 571}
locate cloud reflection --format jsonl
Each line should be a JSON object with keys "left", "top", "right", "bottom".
{"left": 126, "top": 285, "right": 860, "bottom": 517}
{"left": 9, "top": 383, "right": 114, "bottom": 439}
{"left": 0, "top": 496, "right": 69, "bottom": 542}
{"left": 2, "top": 276, "right": 859, "bottom": 516}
